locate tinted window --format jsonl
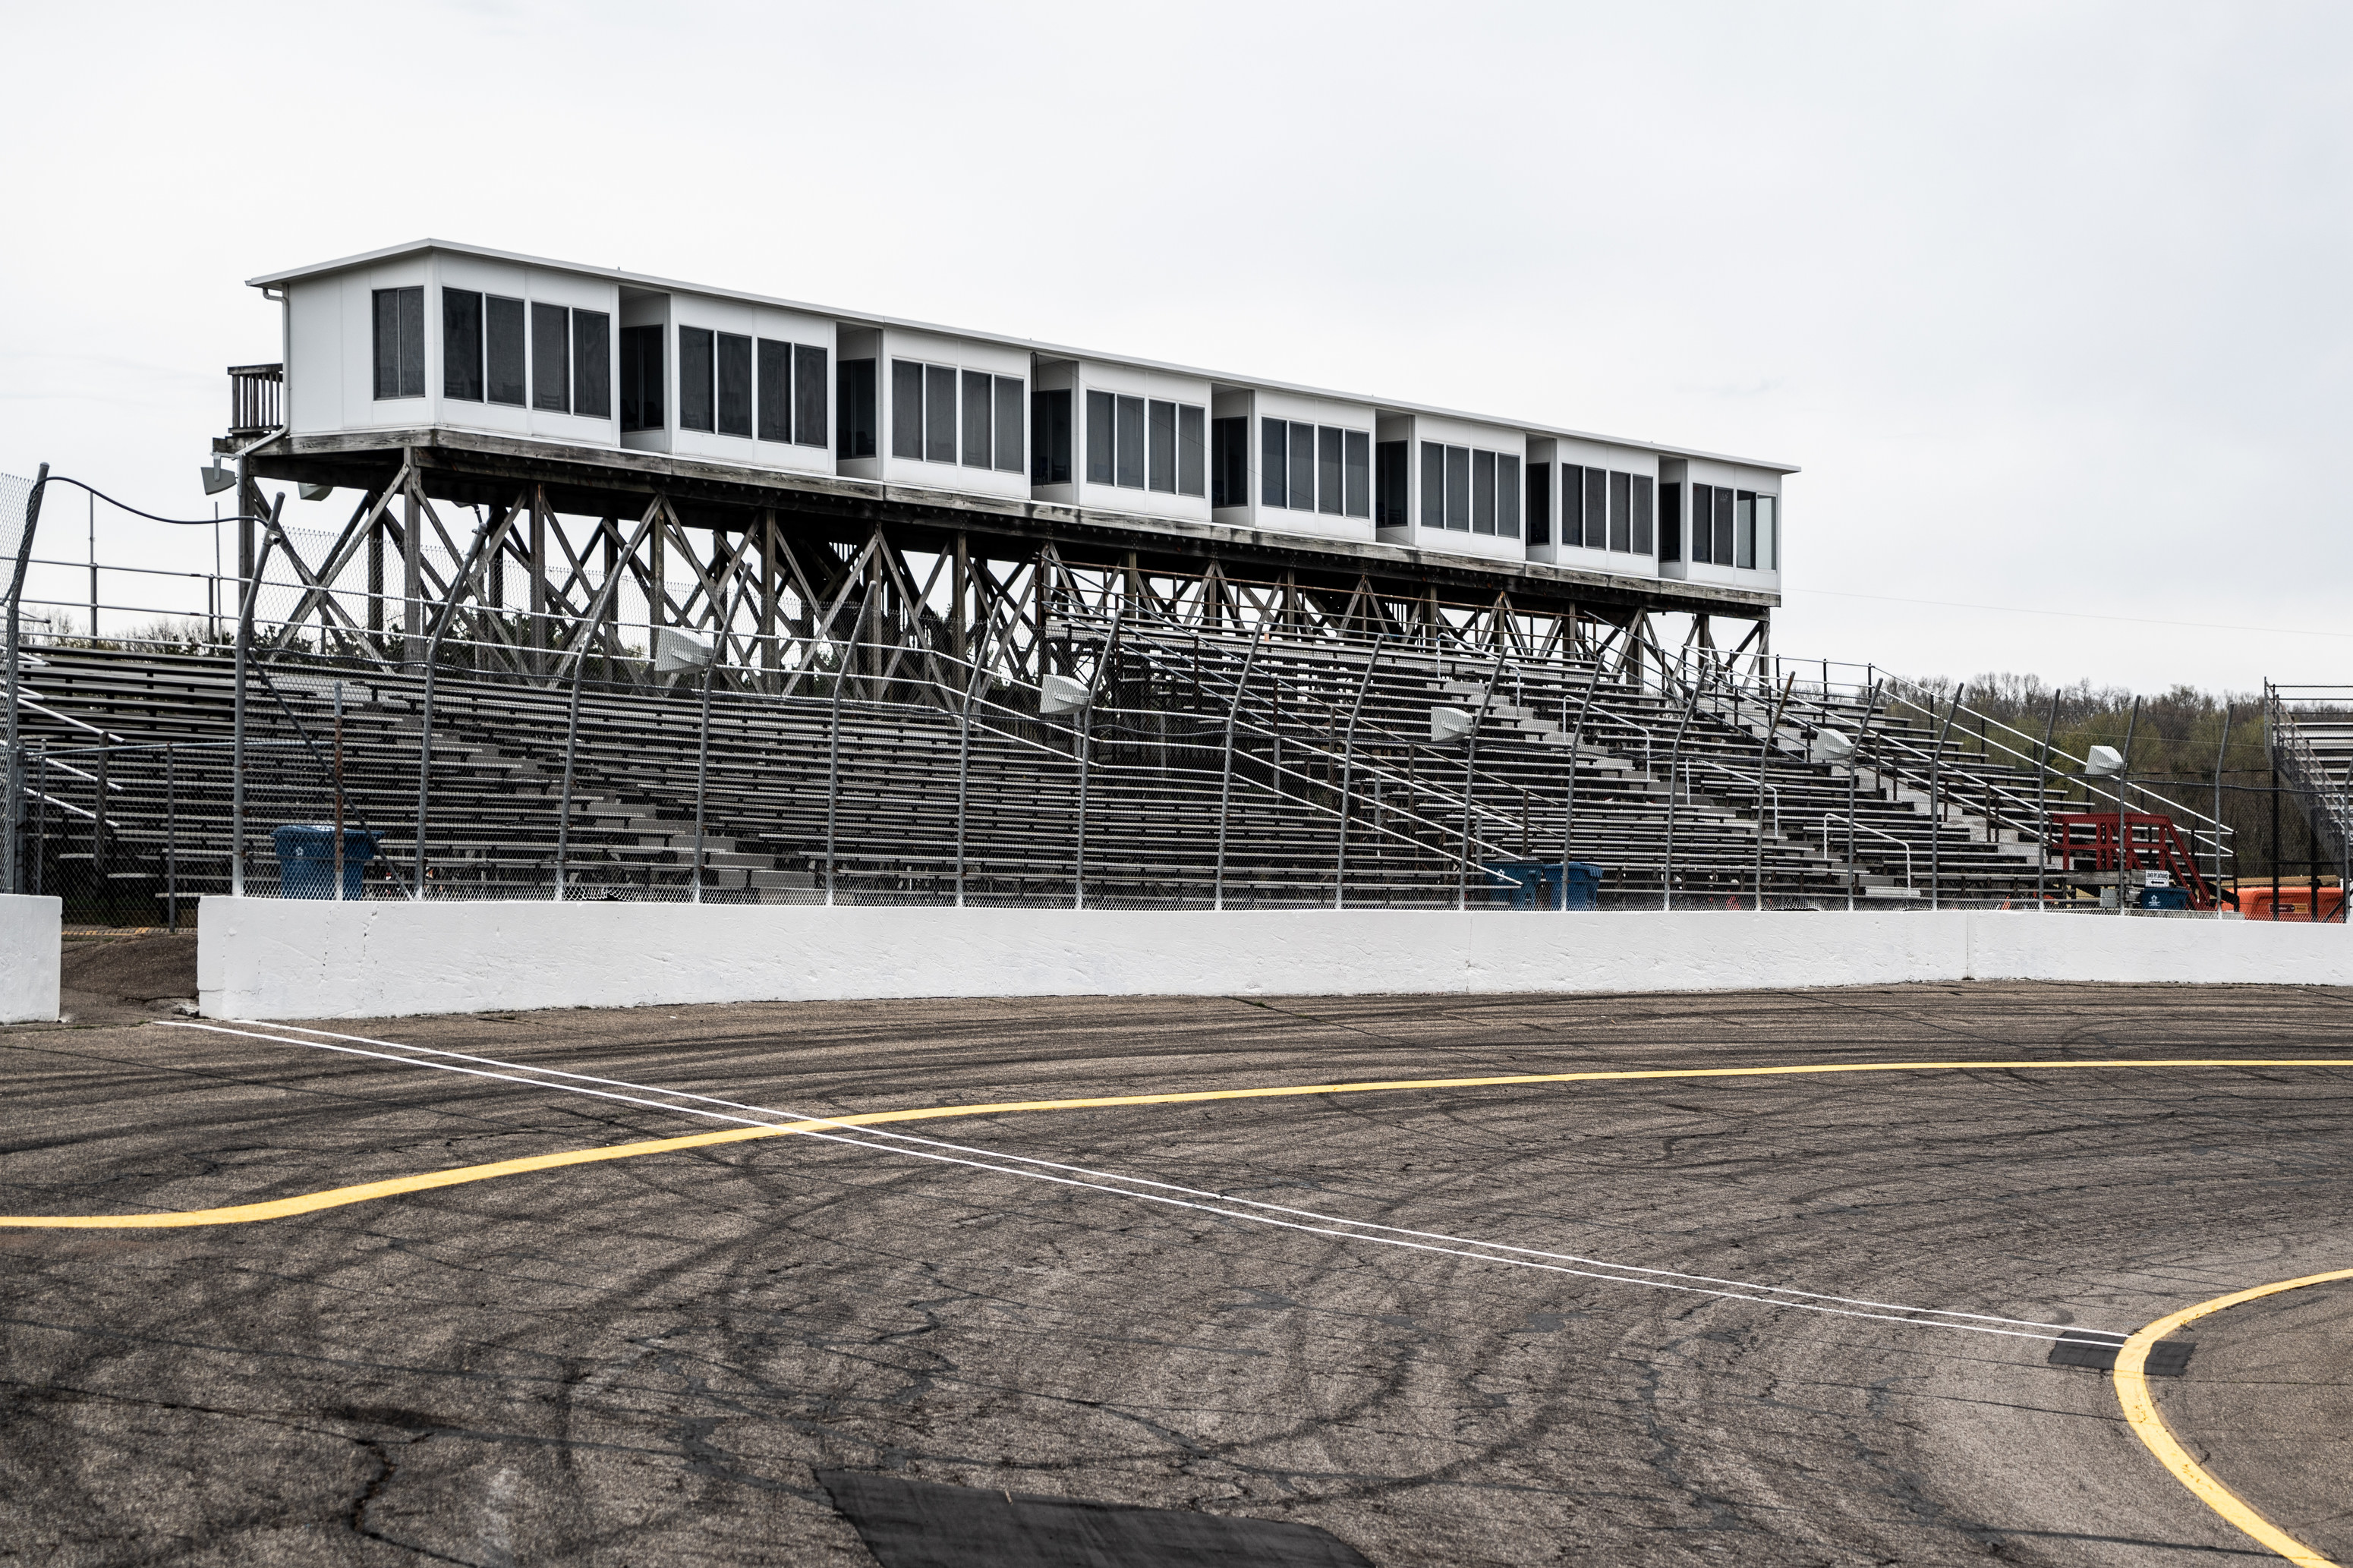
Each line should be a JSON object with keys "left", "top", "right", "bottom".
{"left": 1287, "top": 422, "right": 1315, "bottom": 511}
{"left": 442, "top": 288, "right": 483, "bottom": 401}
{"left": 619, "top": 325, "right": 663, "bottom": 432}
{"left": 572, "top": 310, "right": 610, "bottom": 419}
{"left": 794, "top": 345, "right": 828, "bottom": 447}
{"left": 678, "top": 326, "right": 715, "bottom": 432}
{"left": 374, "top": 287, "right": 425, "bottom": 400}
{"left": 1178, "top": 405, "right": 1207, "bottom": 498}
{"left": 1376, "top": 440, "right": 1407, "bottom": 526}
{"left": 962, "top": 368, "right": 993, "bottom": 467}
{"left": 1117, "top": 395, "right": 1145, "bottom": 488}
{"left": 486, "top": 296, "right": 526, "bottom": 407}
{"left": 1212, "top": 416, "right": 1248, "bottom": 505}
{"left": 1583, "top": 466, "right": 1607, "bottom": 549}
{"left": 1608, "top": 471, "right": 1631, "bottom": 551}
{"left": 1630, "top": 475, "right": 1653, "bottom": 555}
{"left": 1087, "top": 389, "right": 1116, "bottom": 484}
{"left": 1472, "top": 449, "right": 1496, "bottom": 534}
{"left": 1147, "top": 399, "right": 1176, "bottom": 493}
{"left": 1342, "top": 430, "right": 1369, "bottom": 518}
{"left": 890, "top": 360, "right": 925, "bottom": 458}
{"left": 1734, "top": 490, "right": 1756, "bottom": 568}
{"left": 1713, "top": 483, "right": 1734, "bottom": 563}
{"left": 1689, "top": 484, "right": 1711, "bottom": 562}
{"left": 925, "top": 364, "right": 957, "bottom": 463}
{"left": 1444, "top": 446, "right": 1470, "bottom": 530}
{"left": 1419, "top": 441, "right": 1444, "bottom": 528}
{"left": 1498, "top": 455, "right": 1520, "bottom": 539}
{"left": 757, "top": 339, "right": 792, "bottom": 442}
{"left": 531, "top": 302, "right": 569, "bottom": 413}
{"left": 1658, "top": 480, "right": 1681, "bottom": 561}
{"left": 716, "top": 332, "right": 752, "bottom": 437}
{"left": 1262, "top": 418, "right": 1288, "bottom": 508}
{"left": 993, "top": 376, "right": 1024, "bottom": 472}
{"left": 838, "top": 358, "right": 877, "bottom": 457}
{"left": 1528, "top": 461, "right": 1551, "bottom": 546}
{"left": 1035, "top": 389, "right": 1073, "bottom": 483}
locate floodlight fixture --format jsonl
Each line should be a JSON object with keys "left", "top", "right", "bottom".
{"left": 298, "top": 483, "right": 335, "bottom": 502}
{"left": 2084, "top": 745, "right": 2125, "bottom": 777}
{"left": 1430, "top": 705, "right": 1475, "bottom": 745}
{"left": 200, "top": 462, "right": 235, "bottom": 496}
{"left": 1039, "top": 673, "right": 1093, "bottom": 715}
{"left": 651, "top": 626, "right": 716, "bottom": 675}
{"left": 1810, "top": 728, "right": 1854, "bottom": 764}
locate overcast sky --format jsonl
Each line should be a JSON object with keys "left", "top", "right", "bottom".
{"left": 4, "top": 0, "right": 2346, "bottom": 694}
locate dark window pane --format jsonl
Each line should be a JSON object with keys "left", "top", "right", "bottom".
{"left": 994, "top": 376, "right": 1023, "bottom": 471}
{"left": 1263, "top": 419, "right": 1288, "bottom": 508}
{"left": 1287, "top": 423, "right": 1315, "bottom": 511}
{"left": 531, "top": 302, "right": 568, "bottom": 412}
{"left": 486, "top": 295, "right": 526, "bottom": 406}
{"left": 1631, "top": 475, "right": 1654, "bottom": 555}
{"left": 961, "top": 368, "right": 992, "bottom": 466}
{"left": 1178, "top": 405, "right": 1207, "bottom": 497}
{"left": 1688, "top": 484, "right": 1710, "bottom": 562}
{"left": 619, "top": 325, "right": 662, "bottom": 432}
{"left": 716, "top": 332, "right": 752, "bottom": 436}
{"left": 442, "top": 288, "right": 483, "bottom": 401}
{"left": 1528, "top": 461, "right": 1551, "bottom": 546}
{"left": 757, "top": 339, "right": 791, "bottom": 442}
{"left": 838, "top": 358, "right": 877, "bottom": 457}
{"left": 1087, "top": 389, "right": 1116, "bottom": 483}
{"left": 374, "top": 290, "right": 398, "bottom": 398}
{"left": 794, "top": 345, "right": 828, "bottom": 446}
{"left": 1472, "top": 449, "right": 1496, "bottom": 534}
{"left": 1342, "top": 430, "right": 1369, "bottom": 518}
{"left": 1658, "top": 480, "right": 1681, "bottom": 561}
{"left": 573, "top": 310, "right": 610, "bottom": 418}
{"left": 397, "top": 288, "right": 424, "bottom": 398}
{"left": 1313, "top": 427, "right": 1341, "bottom": 515}
{"left": 678, "top": 326, "right": 715, "bottom": 432}
{"left": 1419, "top": 441, "right": 1444, "bottom": 527}
{"left": 1116, "top": 395, "right": 1145, "bottom": 488}
{"left": 1146, "top": 399, "right": 1177, "bottom": 493}
{"left": 1583, "top": 466, "right": 1608, "bottom": 549}
{"left": 1212, "top": 415, "right": 1248, "bottom": 505}
{"left": 1444, "top": 446, "right": 1470, "bottom": 530}
{"left": 1376, "top": 440, "right": 1407, "bottom": 525}
{"left": 890, "top": 360, "right": 925, "bottom": 458}
{"left": 1558, "top": 464, "right": 1580, "bottom": 546}
{"left": 1734, "top": 490, "right": 1755, "bottom": 568}
{"left": 1498, "top": 455, "right": 1520, "bottom": 539}
{"left": 1608, "top": 471, "right": 1631, "bottom": 550}
{"left": 1035, "top": 389, "right": 1073, "bottom": 483}
{"left": 1713, "top": 483, "right": 1734, "bottom": 563}
{"left": 926, "top": 364, "right": 958, "bottom": 463}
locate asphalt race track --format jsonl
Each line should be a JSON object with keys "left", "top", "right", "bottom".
{"left": 5, "top": 972, "right": 2353, "bottom": 1566}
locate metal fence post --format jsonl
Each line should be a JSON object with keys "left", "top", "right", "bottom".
{"left": 824, "top": 601, "right": 868, "bottom": 908}
{"left": 953, "top": 652, "right": 989, "bottom": 908}
{"left": 1555, "top": 655, "right": 1608, "bottom": 913}
{"left": 1848, "top": 684, "right": 1882, "bottom": 911}
{"left": 1456, "top": 646, "right": 1510, "bottom": 912}
{"left": 690, "top": 656, "right": 717, "bottom": 905}
{"left": 411, "top": 518, "right": 495, "bottom": 900}
{"left": 229, "top": 492, "right": 282, "bottom": 899}
{"left": 1072, "top": 609, "right": 1124, "bottom": 912}
{"left": 1753, "top": 672, "right": 1794, "bottom": 910}
{"left": 1660, "top": 680, "right": 1702, "bottom": 911}
{"left": 2036, "top": 691, "right": 2062, "bottom": 908}
{"left": 2, "top": 464, "right": 48, "bottom": 897}
{"left": 1211, "top": 628, "right": 1268, "bottom": 912}
{"left": 1927, "top": 685, "right": 1962, "bottom": 910}
{"left": 165, "top": 743, "right": 178, "bottom": 933}
{"left": 1332, "top": 633, "right": 1388, "bottom": 910}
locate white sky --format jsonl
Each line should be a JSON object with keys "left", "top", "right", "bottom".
{"left": 4, "top": 0, "right": 2347, "bottom": 694}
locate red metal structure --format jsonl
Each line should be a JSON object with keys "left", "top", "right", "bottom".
{"left": 2047, "top": 812, "right": 2219, "bottom": 909}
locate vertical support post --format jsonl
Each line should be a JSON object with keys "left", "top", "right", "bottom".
{"left": 1211, "top": 628, "right": 1268, "bottom": 912}
{"left": 528, "top": 490, "right": 549, "bottom": 680}
{"left": 332, "top": 682, "right": 345, "bottom": 902}
{"left": 824, "top": 592, "right": 869, "bottom": 908}
{"left": 2036, "top": 691, "right": 2060, "bottom": 908}
{"left": 1848, "top": 685, "right": 1883, "bottom": 911}
{"left": 1456, "top": 647, "right": 1509, "bottom": 912}
{"left": 2115, "top": 694, "right": 2141, "bottom": 915}
{"left": 2, "top": 463, "right": 48, "bottom": 897}
{"left": 411, "top": 515, "right": 496, "bottom": 900}
{"left": 951, "top": 532, "right": 969, "bottom": 669}
{"left": 91, "top": 743, "right": 109, "bottom": 924}
{"left": 1555, "top": 654, "right": 1608, "bottom": 913}
{"left": 229, "top": 489, "right": 280, "bottom": 899}
{"left": 1073, "top": 610, "right": 1124, "bottom": 911}
{"left": 1753, "top": 672, "right": 1794, "bottom": 909}
{"left": 759, "top": 510, "right": 780, "bottom": 692}
{"left": 401, "top": 456, "right": 422, "bottom": 666}
{"left": 2270, "top": 757, "right": 2282, "bottom": 921}
{"left": 2210, "top": 704, "right": 2233, "bottom": 907}
{"left": 1660, "top": 682, "right": 1702, "bottom": 911}
{"left": 690, "top": 656, "right": 716, "bottom": 905}
{"left": 1333, "top": 634, "right": 1388, "bottom": 910}
{"left": 953, "top": 650, "right": 989, "bottom": 908}
{"left": 1928, "top": 685, "right": 1962, "bottom": 910}
{"left": 165, "top": 742, "right": 177, "bottom": 933}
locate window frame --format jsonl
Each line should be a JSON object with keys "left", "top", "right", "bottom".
{"left": 530, "top": 301, "right": 569, "bottom": 414}
{"left": 572, "top": 310, "right": 611, "bottom": 420}
{"left": 678, "top": 326, "right": 717, "bottom": 433}
{"left": 441, "top": 287, "right": 484, "bottom": 403}
{"left": 619, "top": 324, "right": 664, "bottom": 433}
{"left": 373, "top": 286, "right": 426, "bottom": 401}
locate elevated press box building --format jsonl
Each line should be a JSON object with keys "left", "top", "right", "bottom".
{"left": 232, "top": 240, "right": 1794, "bottom": 660}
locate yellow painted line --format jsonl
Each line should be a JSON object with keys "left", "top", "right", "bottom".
{"left": 5, "top": 1056, "right": 2353, "bottom": 1230}
{"left": 2115, "top": 1268, "right": 2353, "bottom": 1568}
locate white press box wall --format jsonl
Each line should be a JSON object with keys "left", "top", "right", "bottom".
{"left": 263, "top": 239, "right": 1797, "bottom": 589}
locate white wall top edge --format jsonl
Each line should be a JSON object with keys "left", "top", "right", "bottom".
{"left": 250, "top": 238, "right": 1799, "bottom": 476}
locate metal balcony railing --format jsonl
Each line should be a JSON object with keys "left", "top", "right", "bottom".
{"left": 228, "top": 364, "right": 283, "bottom": 439}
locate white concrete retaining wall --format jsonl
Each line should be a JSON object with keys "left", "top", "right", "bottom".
{"left": 1, "top": 895, "right": 61, "bottom": 1023}
{"left": 195, "top": 897, "right": 2353, "bottom": 1022}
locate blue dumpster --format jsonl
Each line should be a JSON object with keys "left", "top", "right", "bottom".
{"left": 1482, "top": 860, "right": 1606, "bottom": 910}
{"left": 271, "top": 824, "right": 380, "bottom": 899}
{"left": 2136, "top": 885, "right": 2191, "bottom": 912}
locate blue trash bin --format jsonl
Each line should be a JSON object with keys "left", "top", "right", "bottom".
{"left": 272, "top": 824, "right": 380, "bottom": 899}
{"left": 2136, "top": 885, "right": 2191, "bottom": 912}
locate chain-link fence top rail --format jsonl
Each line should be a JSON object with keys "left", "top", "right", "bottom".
{"left": 16, "top": 477, "right": 2327, "bottom": 918}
